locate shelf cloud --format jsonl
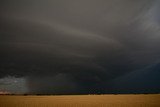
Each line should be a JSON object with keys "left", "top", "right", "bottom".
{"left": 0, "top": 0, "right": 160, "bottom": 94}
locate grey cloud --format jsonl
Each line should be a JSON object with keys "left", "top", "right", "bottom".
{"left": 106, "top": 62, "right": 160, "bottom": 93}
{"left": 27, "top": 73, "right": 79, "bottom": 94}
{"left": 0, "top": 0, "right": 160, "bottom": 94}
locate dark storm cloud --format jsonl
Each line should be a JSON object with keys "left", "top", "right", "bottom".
{"left": 106, "top": 62, "right": 160, "bottom": 93}
{"left": 0, "top": 0, "right": 160, "bottom": 94}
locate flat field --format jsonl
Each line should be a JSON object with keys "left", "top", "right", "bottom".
{"left": 0, "top": 94, "right": 159, "bottom": 107}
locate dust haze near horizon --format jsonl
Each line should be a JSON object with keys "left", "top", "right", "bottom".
{"left": 0, "top": 0, "right": 160, "bottom": 94}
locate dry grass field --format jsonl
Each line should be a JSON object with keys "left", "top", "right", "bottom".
{"left": 0, "top": 94, "right": 159, "bottom": 107}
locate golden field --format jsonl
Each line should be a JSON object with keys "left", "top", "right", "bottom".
{"left": 0, "top": 94, "right": 159, "bottom": 107}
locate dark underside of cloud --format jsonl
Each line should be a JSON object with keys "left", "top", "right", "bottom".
{"left": 0, "top": 0, "right": 160, "bottom": 94}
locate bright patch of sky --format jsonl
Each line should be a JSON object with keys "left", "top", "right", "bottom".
{"left": 0, "top": 76, "right": 28, "bottom": 94}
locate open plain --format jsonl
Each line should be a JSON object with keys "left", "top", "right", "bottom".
{"left": 0, "top": 94, "right": 159, "bottom": 107}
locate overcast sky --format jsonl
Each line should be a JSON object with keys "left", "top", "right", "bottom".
{"left": 0, "top": 0, "right": 160, "bottom": 94}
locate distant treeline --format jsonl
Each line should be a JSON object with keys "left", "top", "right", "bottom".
{"left": 0, "top": 93, "right": 160, "bottom": 96}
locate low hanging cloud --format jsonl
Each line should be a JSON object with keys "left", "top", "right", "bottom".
{"left": 0, "top": 0, "right": 160, "bottom": 94}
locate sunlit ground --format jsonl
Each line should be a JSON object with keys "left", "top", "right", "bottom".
{"left": 0, "top": 94, "right": 159, "bottom": 107}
